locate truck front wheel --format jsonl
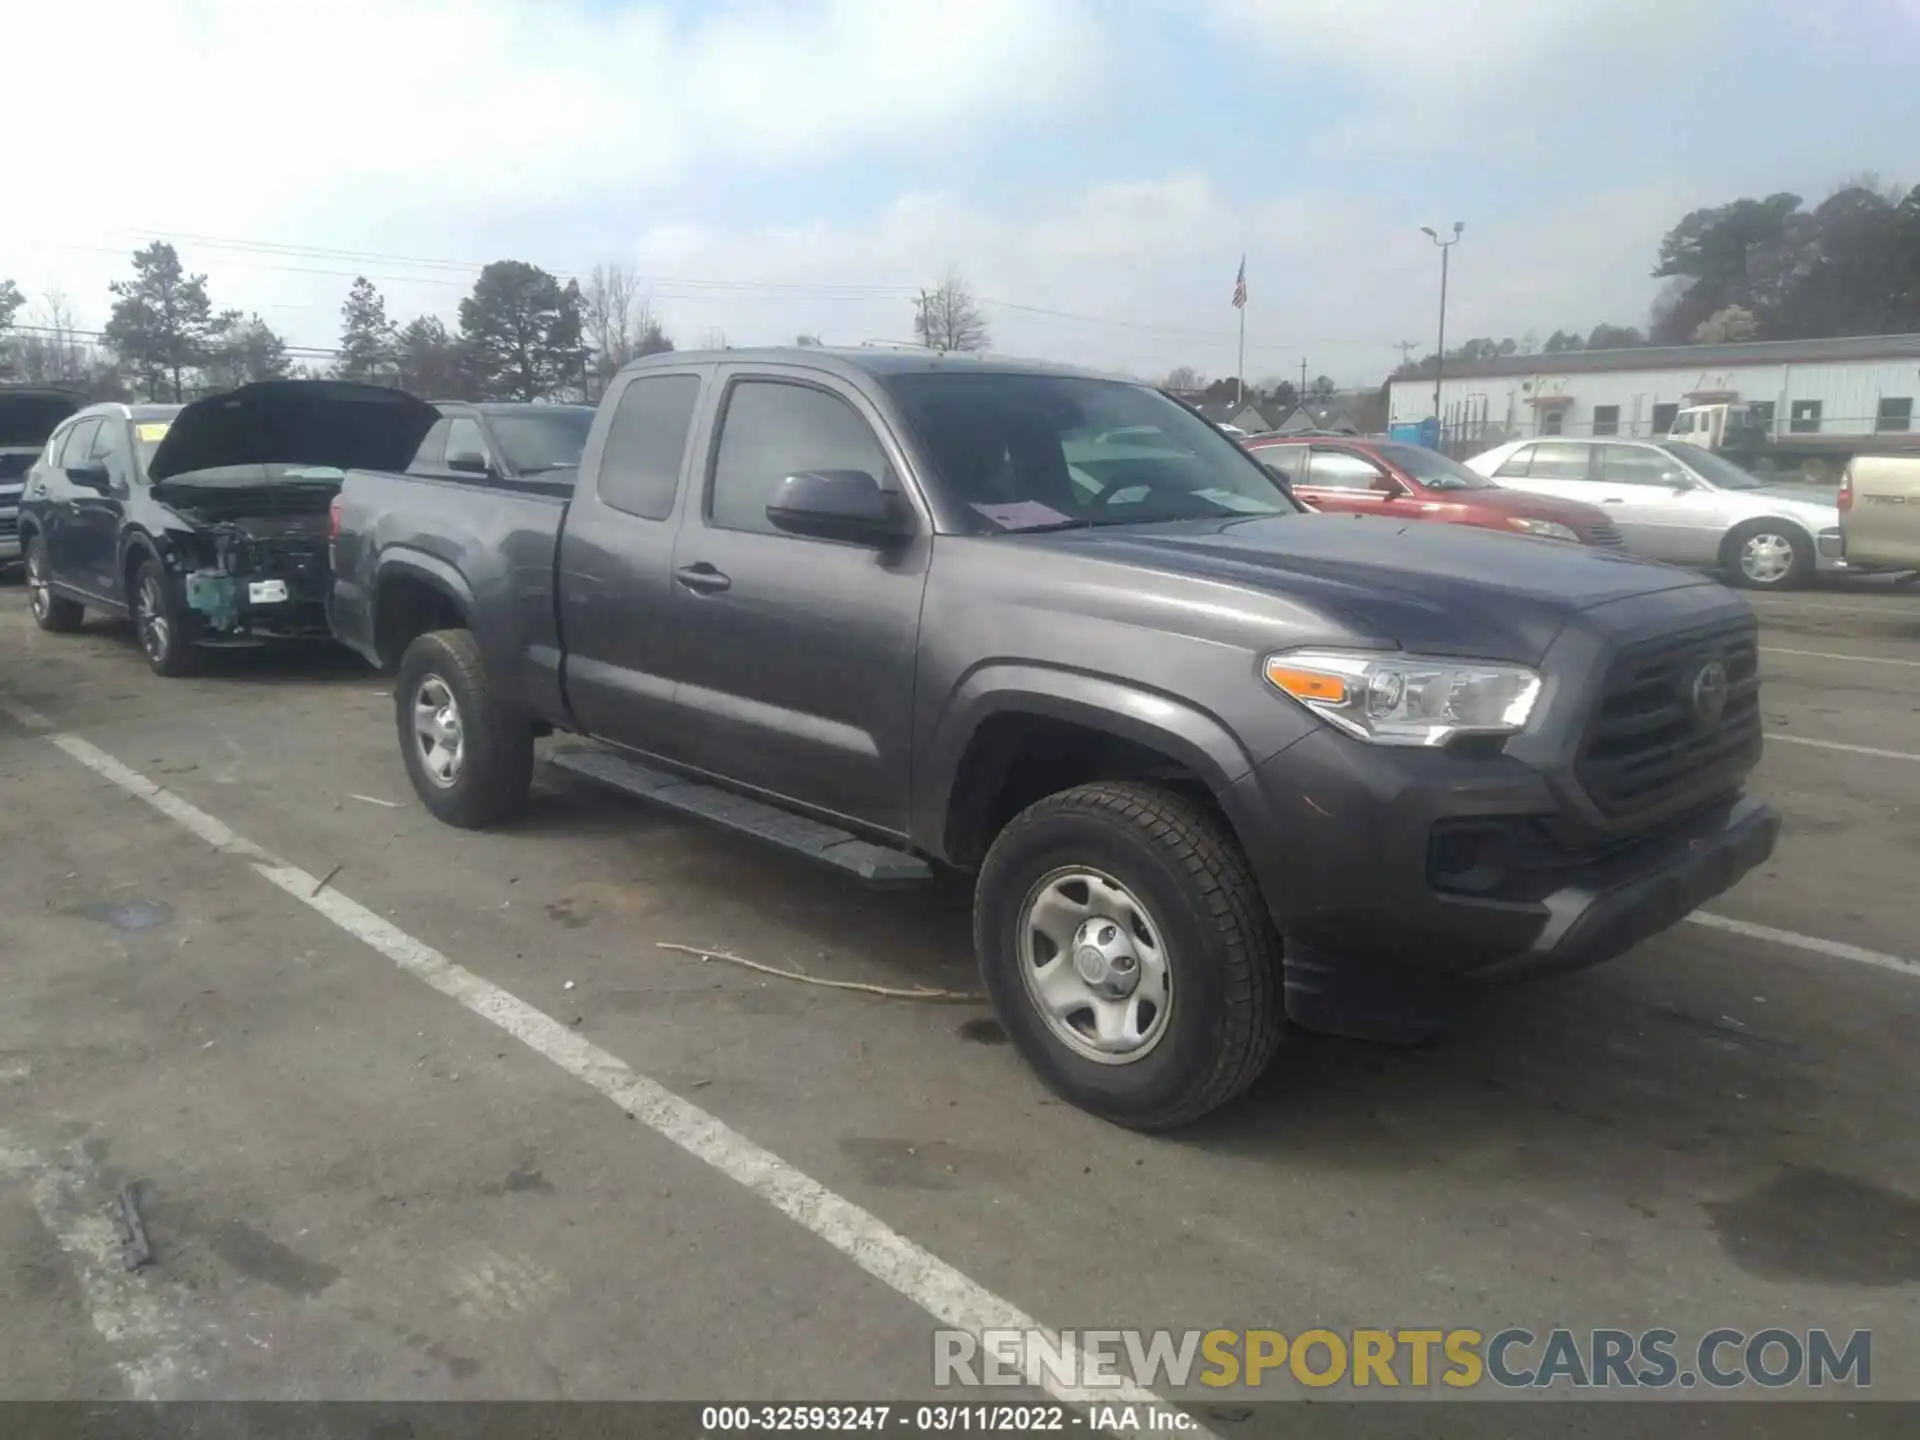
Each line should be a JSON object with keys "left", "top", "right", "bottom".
{"left": 395, "top": 629, "right": 534, "bottom": 829}
{"left": 974, "top": 782, "right": 1283, "bottom": 1130}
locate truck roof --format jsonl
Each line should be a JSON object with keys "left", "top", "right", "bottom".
{"left": 618, "top": 346, "right": 1131, "bottom": 385}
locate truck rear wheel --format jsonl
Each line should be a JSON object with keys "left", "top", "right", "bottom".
{"left": 974, "top": 782, "right": 1282, "bottom": 1130}
{"left": 395, "top": 629, "right": 534, "bottom": 829}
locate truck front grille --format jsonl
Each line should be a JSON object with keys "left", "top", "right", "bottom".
{"left": 1576, "top": 620, "right": 1761, "bottom": 817}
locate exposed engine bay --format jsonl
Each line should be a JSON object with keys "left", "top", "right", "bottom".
{"left": 156, "top": 472, "right": 337, "bottom": 643}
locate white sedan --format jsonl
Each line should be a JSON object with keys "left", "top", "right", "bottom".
{"left": 1464, "top": 437, "right": 1844, "bottom": 590}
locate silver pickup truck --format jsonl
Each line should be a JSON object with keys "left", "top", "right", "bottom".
{"left": 1841, "top": 456, "right": 1920, "bottom": 573}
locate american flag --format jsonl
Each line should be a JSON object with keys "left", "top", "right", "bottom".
{"left": 1231, "top": 256, "right": 1247, "bottom": 310}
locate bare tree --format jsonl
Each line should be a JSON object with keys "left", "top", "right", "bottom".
{"left": 584, "top": 262, "right": 642, "bottom": 388}
{"left": 1164, "top": 365, "right": 1205, "bottom": 390}
{"left": 913, "top": 269, "right": 990, "bottom": 353}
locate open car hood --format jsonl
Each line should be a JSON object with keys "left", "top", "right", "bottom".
{"left": 0, "top": 387, "right": 84, "bottom": 448}
{"left": 147, "top": 380, "right": 440, "bottom": 483}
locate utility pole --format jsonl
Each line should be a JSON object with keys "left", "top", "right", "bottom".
{"left": 1298, "top": 358, "right": 1308, "bottom": 397}
{"left": 1421, "top": 222, "right": 1464, "bottom": 433}
{"left": 1395, "top": 341, "right": 1420, "bottom": 368}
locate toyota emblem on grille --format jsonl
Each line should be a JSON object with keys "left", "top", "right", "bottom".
{"left": 1688, "top": 658, "right": 1729, "bottom": 728}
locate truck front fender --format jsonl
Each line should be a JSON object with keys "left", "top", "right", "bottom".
{"left": 918, "top": 661, "right": 1271, "bottom": 866}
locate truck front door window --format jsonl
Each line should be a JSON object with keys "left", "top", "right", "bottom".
{"left": 709, "top": 381, "right": 890, "bottom": 536}
{"left": 598, "top": 375, "right": 701, "bottom": 520}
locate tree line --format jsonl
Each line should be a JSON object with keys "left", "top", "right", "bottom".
{"left": 0, "top": 244, "right": 676, "bottom": 404}
{"left": 0, "top": 248, "right": 999, "bottom": 405}
{"left": 1390, "top": 176, "right": 1920, "bottom": 378}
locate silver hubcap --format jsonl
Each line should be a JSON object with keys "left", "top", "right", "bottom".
{"left": 1017, "top": 868, "right": 1172, "bottom": 1065}
{"left": 412, "top": 676, "right": 466, "bottom": 787}
{"left": 1739, "top": 532, "right": 1795, "bottom": 584}
{"left": 136, "top": 574, "right": 170, "bottom": 660}
{"left": 27, "top": 548, "right": 50, "bottom": 620}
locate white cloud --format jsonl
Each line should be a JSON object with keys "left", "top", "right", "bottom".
{"left": 3, "top": 0, "right": 1103, "bottom": 325}
{"left": 614, "top": 176, "right": 1687, "bottom": 385}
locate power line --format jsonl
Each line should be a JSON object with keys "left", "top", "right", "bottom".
{"left": 66, "top": 227, "right": 1409, "bottom": 351}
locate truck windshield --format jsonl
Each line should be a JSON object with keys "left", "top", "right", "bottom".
{"left": 490, "top": 410, "right": 594, "bottom": 474}
{"left": 886, "top": 372, "right": 1298, "bottom": 533}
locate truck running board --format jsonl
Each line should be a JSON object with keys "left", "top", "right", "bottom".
{"left": 547, "top": 746, "right": 933, "bottom": 888}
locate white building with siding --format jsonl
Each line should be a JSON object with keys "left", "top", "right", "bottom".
{"left": 1386, "top": 333, "right": 1920, "bottom": 450}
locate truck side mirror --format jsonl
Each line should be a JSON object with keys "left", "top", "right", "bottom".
{"left": 767, "top": 470, "right": 914, "bottom": 545}
{"left": 445, "top": 451, "right": 492, "bottom": 477}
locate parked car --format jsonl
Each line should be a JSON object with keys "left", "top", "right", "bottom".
{"left": 329, "top": 348, "right": 1777, "bottom": 1130}
{"left": 410, "top": 401, "right": 596, "bottom": 483}
{"left": 1, "top": 387, "right": 84, "bottom": 573}
{"left": 1246, "top": 435, "right": 1624, "bottom": 548}
{"left": 1464, "top": 437, "right": 1845, "bottom": 589}
{"left": 18, "top": 381, "right": 438, "bottom": 676}
{"left": 1838, "top": 456, "right": 1920, "bottom": 574}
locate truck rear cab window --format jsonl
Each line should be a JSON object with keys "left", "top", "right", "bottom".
{"left": 598, "top": 374, "right": 702, "bottom": 520}
{"left": 708, "top": 380, "right": 888, "bottom": 536}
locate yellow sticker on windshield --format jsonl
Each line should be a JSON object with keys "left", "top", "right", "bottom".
{"left": 136, "top": 423, "right": 171, "bottom": 443}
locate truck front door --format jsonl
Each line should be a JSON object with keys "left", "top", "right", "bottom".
{"left": 665, "top": 366, "right": 931, "bottom": 836}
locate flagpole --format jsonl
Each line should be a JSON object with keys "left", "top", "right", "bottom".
{"left": 1236, "top": 304, "right": 1245, "bottom": 408}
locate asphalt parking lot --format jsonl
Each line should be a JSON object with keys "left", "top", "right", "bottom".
{"left": 2, "top": 578, "right": 1917, "bottom": 1430}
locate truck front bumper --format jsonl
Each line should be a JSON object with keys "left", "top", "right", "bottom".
{"left": 1229, "top": 729, "right": 1779, "bottom": 985}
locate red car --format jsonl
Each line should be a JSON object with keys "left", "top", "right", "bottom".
{"left": 1245, "top": 435, "right": 1623, "bottom": 549}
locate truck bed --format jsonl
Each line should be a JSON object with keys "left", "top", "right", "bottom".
{"left": 328, "top": 465, "right": 572, "bottom": 720}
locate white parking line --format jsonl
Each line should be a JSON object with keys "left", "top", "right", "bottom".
{"left": 0, "top": 1137, "right": 201, "bottom": 1399}
{"left": 35, "top": 728, "right": 1200, "bottom": 1436}
{"left": 1763, "top": 646, "right": 1920, "bottom": 668}
{"left": 1688, "top": 912, "right": 1920, "bottom": 981}
{"left": 0, "top": 695, "right": 54, "bottom": 730}
{"left": 1766, "top": 733, "right": 1920, "bottom": 762}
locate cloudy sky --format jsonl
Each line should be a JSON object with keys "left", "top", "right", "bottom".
{"left": 7, "top": 0, "right": 1916, "bottom": 386}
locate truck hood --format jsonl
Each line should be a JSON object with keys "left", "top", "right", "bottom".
{"left": 1030, "top": 513, "right": 1717, "bottom": 664}
{"left": 0, "top": 387, "right": 83, "bottom": 447}
{"left": 148, "top": 380, "right": 439, "bottom": 483}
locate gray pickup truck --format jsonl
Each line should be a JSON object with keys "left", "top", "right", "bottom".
{"left": 328, "top": 349, "right": 1779, "bottom": 1129}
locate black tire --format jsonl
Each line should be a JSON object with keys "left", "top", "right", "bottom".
{"left": 974, "top": 782, "right": 1283, "bottom": 1130}
{"left": 24, "top": 534, "right": 85, "bottom": 633}
{"left": 1721, "top": 521, "right": 1813, "bottom": 591}
{"left": 131, "top": 554, "right": 201, "bottom": 676}
{"left": 395, "top": 629, "right": 534, "bottom": 829}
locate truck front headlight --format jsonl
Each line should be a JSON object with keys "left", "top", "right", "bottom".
{"left": 1263, "top": 649, "right": 1543, "bottom": 747}
{"left": 1508, "top": 517, "right": 1581, "bottom": 542}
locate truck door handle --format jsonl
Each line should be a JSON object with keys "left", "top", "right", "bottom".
{"left": 1602, "top": 497, "right": 1625, "bottom": 504}
{"left": 675, "top": 562, "right": 732, "bottom": 595}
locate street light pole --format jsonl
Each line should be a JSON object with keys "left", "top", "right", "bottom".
{"left": 1421, "top": 222, "right": 1464, "bottom": 439}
